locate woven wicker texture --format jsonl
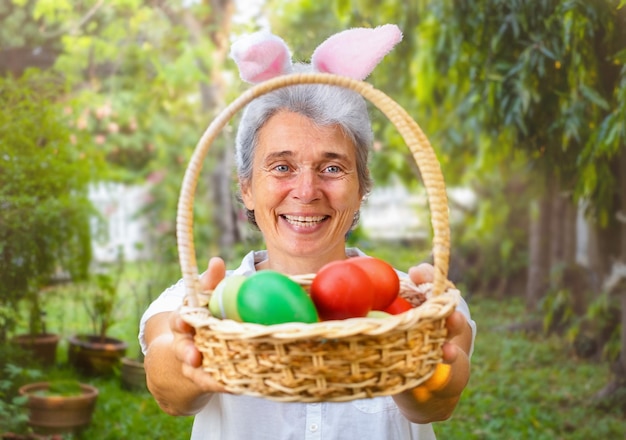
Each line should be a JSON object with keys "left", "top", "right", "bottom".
{"left": 177, "top": 73, "right": 459, "bottom": 402}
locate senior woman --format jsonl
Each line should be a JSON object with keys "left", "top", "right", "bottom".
{"left": 140, "top": 26, "right": 476, "bottom": 440}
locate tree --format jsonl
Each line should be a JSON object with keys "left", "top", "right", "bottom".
{"left": 0, "top": 71, "right": 100, "bottom": 339}
{"left": 409, "top": 0, "right": 626, "bottom": 399}
{"left": 5, "top": 0, "right": 245, "bottom": 264}
{"left": 154, "top": 0, "right": 241, "bottom": 260}
{"left": 0, "top": 0, "right": 65, "bottom": 76}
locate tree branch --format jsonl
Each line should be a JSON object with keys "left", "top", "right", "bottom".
{"left": 39, "top": 0, "right": 106, "bottom": 39}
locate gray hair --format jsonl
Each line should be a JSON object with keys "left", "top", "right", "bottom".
{"left": 235, "top": 72, "right": 374, "bottom": 228}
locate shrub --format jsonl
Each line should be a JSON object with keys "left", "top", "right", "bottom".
{"left": 0, "top": 70, "right": 102, "bottom": 339}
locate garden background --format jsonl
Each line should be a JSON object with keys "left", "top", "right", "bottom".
{"left": 1, "top": 0, "right": 625, "bottom": 438}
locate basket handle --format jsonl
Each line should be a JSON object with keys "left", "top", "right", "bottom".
{"left": 177, "top": 73, "right": 450, "bottom": 307}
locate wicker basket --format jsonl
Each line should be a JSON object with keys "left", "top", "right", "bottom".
{"left": 178, "top": 73, "right": 460, "bottom": 402}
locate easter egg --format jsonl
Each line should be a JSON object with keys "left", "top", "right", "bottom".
{"left": 310, "top": 260, "right": 374, "bottom": 320}
{"left": 384, "top": 296, "right": 413, "bottom": 315}
{"left": 237, "top": 270, "right": 319, "bottom": 325}
{"left": 209, "top": 275, "right": 247, "bottom": 321}
{"left": 346, "top": 257, "right": 400, "bottom": 311}
{"left": 366, "top": 310, "right": 392, "bottom": 319}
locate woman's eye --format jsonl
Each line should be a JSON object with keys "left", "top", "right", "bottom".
{"left": 324, "top": 165, "right": 341, "bottom": 174}
{"left": 273, "top": 164, "right": 290, "bottom": 173}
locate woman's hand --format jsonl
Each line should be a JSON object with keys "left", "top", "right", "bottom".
{"left": 172, "top": 257, "right": 228, "bottom": 390}
{"left": 409, "top": 263, "right": 470, "bottom": 369}
{"left": 392, "top": 263, "right": 473, "bottom": 423}
{"left": 143, "top": 257, "right": 228, "bottom": 416}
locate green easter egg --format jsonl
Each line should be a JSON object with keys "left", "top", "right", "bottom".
{"left": 237, "top": 270, "right": 319, "bottom": 325}
{"left": 209, "top": 275, "right": 247, "bottom": 321}
{"left": 208, "top": 293, "right": 221, "bottom": 317}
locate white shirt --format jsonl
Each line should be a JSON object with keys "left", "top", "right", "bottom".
{"left": 139, "top": 249, "right": 476, "bottom": 440}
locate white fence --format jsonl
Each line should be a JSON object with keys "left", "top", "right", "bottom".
{"left": 89, "top": 182, "right": 151, "bottom": 263}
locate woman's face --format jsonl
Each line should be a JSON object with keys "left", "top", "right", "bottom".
{"left": 240, "top": 111, "right": 362, "bottom": 272}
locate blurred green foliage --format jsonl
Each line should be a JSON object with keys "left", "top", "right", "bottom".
{"left": 0, "top": 70, "right": 102, "bottom": 338}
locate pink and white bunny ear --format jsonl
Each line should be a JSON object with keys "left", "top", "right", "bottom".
{"left": 311, "top": 24, "right": 403, "bottom": 80}
{"left": 230, "top": 30, "right": 294, "bottom": 84}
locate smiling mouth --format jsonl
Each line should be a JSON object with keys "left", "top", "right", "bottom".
{"left": 282, "top": 215, "right": 328, "bottom": 227}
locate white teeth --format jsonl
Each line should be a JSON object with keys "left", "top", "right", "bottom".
{"left": 283, "top": 215, "right": 326, "bottom": 226}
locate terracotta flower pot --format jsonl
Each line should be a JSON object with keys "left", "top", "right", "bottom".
{"left": 11, "top": 333, "right": 60, "bottom": 365}
{"left": 19, "top": 382, "right": 98, "bottom": 435}
{"left": 67, "top": 334, "right": 127, "bottom": 376}
{"left": 120, "top": 356, "right": 146, "bottom": 391}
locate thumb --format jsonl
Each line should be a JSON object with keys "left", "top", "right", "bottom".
{"left": 199, "top": 257, "right": 226, "bottom": 291}
{"left": 408, "top": 263, "right": 434, "bottom": 285}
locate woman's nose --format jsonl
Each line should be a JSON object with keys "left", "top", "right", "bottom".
{"left": 293, "top": 169, "right": 320, "bottom": 203}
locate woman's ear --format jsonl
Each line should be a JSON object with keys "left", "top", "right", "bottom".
{"left": 239, "top": 179, "right": 255, "bottom": 211}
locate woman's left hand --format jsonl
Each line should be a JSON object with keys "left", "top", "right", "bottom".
{"left": 392, "top": 263, "right": 473, "bottom": 423}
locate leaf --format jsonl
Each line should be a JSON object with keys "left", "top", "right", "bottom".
{"left": 32, "top": 0, "right": 72, "bottom": 21}
{"left": 45, "top": 380, "right": 83, "bottom": 397}
{"left": 333, "top": 0, "right": 351, "bottom": 18}
{"left": 579, "top": 84, "right": 610, "bottom": 110}
{"left": 537, "top": 44, "right": 557, "bottom": 60}
{"left": 602, "top": 119, "right": 623, "bottom": 153}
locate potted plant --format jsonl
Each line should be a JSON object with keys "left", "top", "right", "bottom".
{"left": 0, "top": 346, "right": 96, "bottom": 439}
{"left": 10, "top": 301, "right": 60, "bottom": 367}
{"left": 0, "top": 71, "right": 98, "bottom": 365}
{"left": 120, "top": 354, "right": 146, "bottom": 391}
{"left": 68, "top": 251, "right": 128, "bottom": 376}
{"left": 18, "top": 380, "right": 98, "bottom": 436}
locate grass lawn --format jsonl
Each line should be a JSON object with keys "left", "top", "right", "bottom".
{"left": 434, "top": 297, "right": 625, "bottom": 440}
{"left": 82, "top": 378, "right": 193, "bottom": 439}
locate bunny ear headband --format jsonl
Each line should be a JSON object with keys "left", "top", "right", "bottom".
{"left": 230, "top": 24, "right": 403, "bottom": 84}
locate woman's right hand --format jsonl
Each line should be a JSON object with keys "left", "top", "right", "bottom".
{"left": 172, "top": 256, "right": 228, "bottom": 392}
{"left": 144, "top": 257, "right": 228, "bottom": 416}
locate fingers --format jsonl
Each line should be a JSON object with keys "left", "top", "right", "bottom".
{"left": 441, "top": 340, "right": 460, "bottom": 364}
{"left": 188, "top": 257, "right": 225, "bottom": 368}
{"left": 170, "top": 312, "right": 202, "bottom": 367}
{"left": 440, "top": 312, "right": 467, "bottom": 363}
{"left": 408, "top": 263, "right": 434, "bottom": 285}
{"left": 429, "top": 313, "right": 471, "bottom": 400}
{"left": 168, "top": 311, "right": 228, "bottom": 394}
{"left": 199, "top": 257, "right": 226, "bottom": 291}
{"left": 409, "top": 265, "right": 465, "bottom": 365}
{"left": 182, "top": 364, "right": 228, "bottom": 393}
{"left": 445, "top": 311, "right": 466, "bottom": 339}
